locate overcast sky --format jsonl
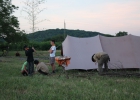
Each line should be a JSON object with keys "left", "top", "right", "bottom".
{"left": 12, "top": 0, "right": 140, "bottom": 36}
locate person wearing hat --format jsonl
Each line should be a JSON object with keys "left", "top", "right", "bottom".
{"left": 92, "top": 52, "right": 110, "bottom": 74}
{"left": 24, "top": 45, "right": 36, "bottom": 76}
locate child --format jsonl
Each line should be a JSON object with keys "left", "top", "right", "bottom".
{"left": 21, "top": 61, "right": 28, "bottom": 76}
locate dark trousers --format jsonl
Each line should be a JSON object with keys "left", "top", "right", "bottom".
{"left": 27, "top": 62, "right": 34, "bottom": 76}
{"left": 38, "top": 70, "right": 48, "bottom": 75}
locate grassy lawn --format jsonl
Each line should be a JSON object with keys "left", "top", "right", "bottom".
{"left": 0, "top": 51, "right": 140, "bottom": 100}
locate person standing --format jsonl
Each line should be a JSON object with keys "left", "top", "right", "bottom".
{"left": 24, "top": 45, "right": 36, "bottom": 76}
{"left": 49, "top": 40, "right": 56, "bottom": 73}
{"left": 92, "top": 52, "right": 110, "bottom": 74}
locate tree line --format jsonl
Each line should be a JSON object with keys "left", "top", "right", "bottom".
{"left": 0, "top": 30, "right": 128, "bottom": 51}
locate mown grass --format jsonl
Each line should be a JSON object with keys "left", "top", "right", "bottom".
{"left": 0, "top": 51, "right": 140, "bottom": 100}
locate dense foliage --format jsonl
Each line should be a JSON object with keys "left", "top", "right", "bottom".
{"left": 27, "top": 29, "right": 105, "bottom": 42}
{"left": 116, "top": 31, "right": 128, "bottom": 37}
{"left": 1, "top": 29, "right": 128, "bottom": 51}
{"left": 0, "top": 0, "right": 19, "bottom": 43}
{"left": 0, "top": 0, "right": 29, "bottom": 51}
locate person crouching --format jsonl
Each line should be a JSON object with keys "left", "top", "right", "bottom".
{"left": 92, "top": 52, "right": 110, "bottom": 74}
{"left": 21, "top": 61, "right": 28, "bottom": 76}
{"left": 34, "top": 60, "right": 49, "bottom": 75}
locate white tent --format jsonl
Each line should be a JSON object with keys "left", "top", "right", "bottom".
{"left": 62, "top": 35, "right": 103, "bottom": 70}
{"left": 62, "top": 35, "right": 140, "bottom": 70}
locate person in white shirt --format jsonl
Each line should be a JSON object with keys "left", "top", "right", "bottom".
{"left": 49, "top": 40, "right": 56, "bottom": 73}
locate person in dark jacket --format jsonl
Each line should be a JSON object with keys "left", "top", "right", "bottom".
{"left": 24, "top": 45, "right": 36, "bottom": 76}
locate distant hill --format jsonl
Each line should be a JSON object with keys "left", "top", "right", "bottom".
{"left": 27, "top": 29, "right": 114, "bottom": 42}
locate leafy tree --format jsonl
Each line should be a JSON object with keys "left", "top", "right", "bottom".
{"left": 116, "top": 31, "right": 128, "bottom": 37}
{"left": 3, "top": 30, "right": 29, "bottom": 44}
{"left": 22, "top": 0, "right": 47, "bottom": 33}
{"left": 0, "top": 0, "right": 19, "bottom": 43}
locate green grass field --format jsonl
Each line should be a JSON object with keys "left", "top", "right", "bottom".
{"left": 0, "top": 51, "right": 140, "bottom": 100}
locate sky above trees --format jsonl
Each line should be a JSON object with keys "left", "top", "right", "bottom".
{"left": 12, "top": 0, "right": 140, "bottom": 36}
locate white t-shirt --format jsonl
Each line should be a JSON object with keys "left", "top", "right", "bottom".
{"left": 50, "top": 46, "right": 56, "bottom": 57}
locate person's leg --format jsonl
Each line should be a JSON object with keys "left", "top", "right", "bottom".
{"left": 103, "top": 55, "right": 109, "bottom": 72}
{"left": 50, "top": 57, "right": 55, "bottom": 73}
{"left": 104, "top": 62, "right": 108, "bottom": 72}
{"left": 98, "top": 60, "right": 104, "bottom": 74}
{"left": 51, "top": 63, "right": 55, "bottom": 73}
{"left": 30, "top": 62, "right": 34, "bottom": 75}
{"left": 27, "top": 62, "right": 32, "bottom": 76}
{"left": 38, "top": 70, "right": 48, "bottom": 75}
{"left": 22, "top": 71, "right": 26, "bottom": 76}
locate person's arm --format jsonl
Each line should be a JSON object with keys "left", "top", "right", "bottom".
{"left": 49, "top": 47, "right": 54, "bottom": 54}
{"left": 24, "top": 66, "right": 28, "bottom": 74}
{"left": 25, "top": 49, "right": 29, "bottom": 56}
{"left": 93, "top": 55, "right": 98, "bottom": 64}
{"left": 50, "top": 50, "right": 53, "bottom": 54}
{"left": 32, "top": 47, "right": 36, "bottom": 53}
{"left": 34, "top": 65, "right": 38, "bottom": 73}
{"left": 36, "top": 65, "right": 40, "bottom": 71}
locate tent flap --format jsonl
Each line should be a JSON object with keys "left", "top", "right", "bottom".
{"left": 100, "top": 35, "right": 140, "bottom": 69}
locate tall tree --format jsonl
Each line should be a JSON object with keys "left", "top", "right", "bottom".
{"left": 116, "top": 31, "right": 128, "bottom": 37}
{"left": 22, "top": 0, "right": 47, "bottom": 33}
{"left": 0, "top": 0, "right": 19, "bottom": 43}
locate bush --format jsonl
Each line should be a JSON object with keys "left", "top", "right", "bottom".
{"left": 0, "top": 41, "right": 62, "bottom": 51}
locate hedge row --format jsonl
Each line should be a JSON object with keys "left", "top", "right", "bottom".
{"left": 0, "top": 42, "right": 62, "bottom": 51}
